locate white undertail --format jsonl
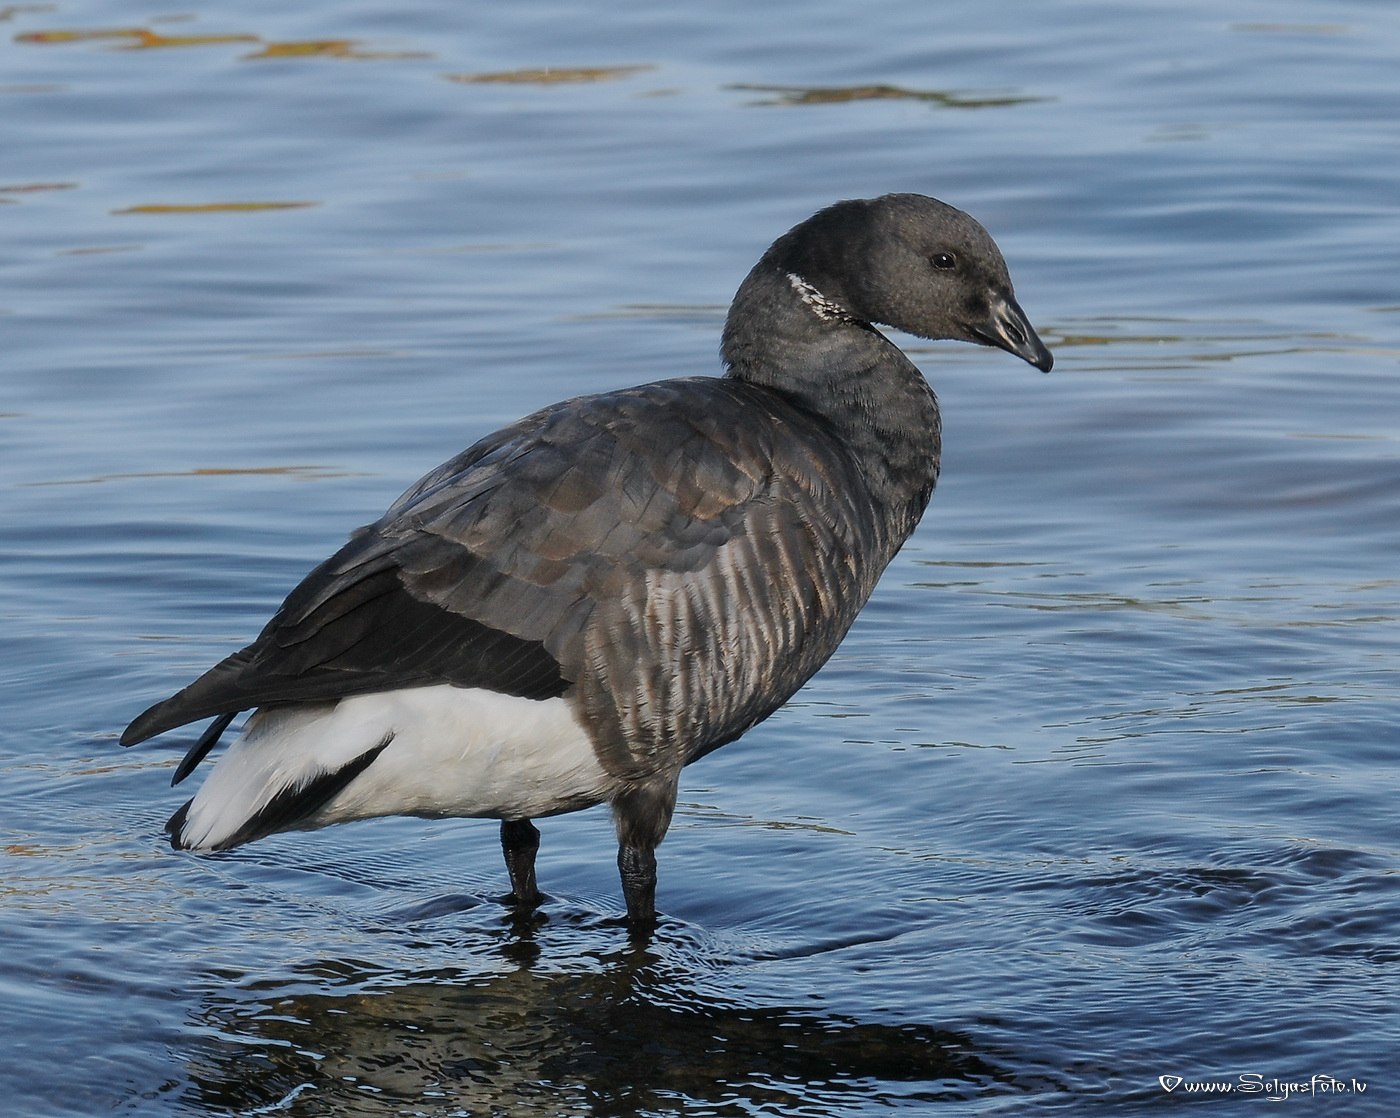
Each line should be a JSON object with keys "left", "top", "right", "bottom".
{"left": 173, "top": 686, "right": 616, "bottom": 851}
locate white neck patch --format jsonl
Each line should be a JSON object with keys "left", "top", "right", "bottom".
{"left": 787, "top": 272, "right": 855, "bottom": 323}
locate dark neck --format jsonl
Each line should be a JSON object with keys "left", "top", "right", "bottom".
{"left": 721, "top": 266, "right": 942, "bottom": 540}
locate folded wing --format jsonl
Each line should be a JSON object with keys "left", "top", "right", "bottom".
{"left": 122, "top": 378, "right": 889, "bottom": 782}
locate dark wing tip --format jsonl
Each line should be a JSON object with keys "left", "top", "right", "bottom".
{"left": 122, "top": 691, "right": 205, "bottom": 747}
{"left": 119, "top": 705, "right": 160, "bottom": 747}
{"left": 171, "top": 711, "right": 239, "bottom": 786}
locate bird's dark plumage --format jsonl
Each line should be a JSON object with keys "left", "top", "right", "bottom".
{"left": 123, "top": 193, "right": 1052, "bottom": 926}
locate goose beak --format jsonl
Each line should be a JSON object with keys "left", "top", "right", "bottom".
{"left": 974, "top": 293, "right": 1053, "bottom": 372}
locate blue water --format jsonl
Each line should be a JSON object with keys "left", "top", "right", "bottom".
{"left": 3, "top": 1, "right": 1397, "bottom": 1114}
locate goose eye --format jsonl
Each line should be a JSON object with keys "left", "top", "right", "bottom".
{"left": 930, "top": 252, "right": 957, "bottom": 271}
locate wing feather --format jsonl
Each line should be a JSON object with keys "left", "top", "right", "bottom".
{"left": 123, "top": 378, "right": 897, "bottom": 784}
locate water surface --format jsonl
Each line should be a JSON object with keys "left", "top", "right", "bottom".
{"left": 3, "top": 1, "right": 1397, "bottom": 1114}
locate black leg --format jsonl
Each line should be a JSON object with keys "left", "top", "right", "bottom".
{"left": 612, "top": 774, "right": 679, "bottom": 927}
{"left": 500, "top": 818, "right": 543, "bottom": 908}
{"left": 617, "top": 843, "right": 658, "bottom": 926}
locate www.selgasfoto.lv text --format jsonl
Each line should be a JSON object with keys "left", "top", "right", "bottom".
{"left": 1158, "top": 1073, "right": 1367, "bottom": 1100}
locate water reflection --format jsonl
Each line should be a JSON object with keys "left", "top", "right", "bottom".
{"left": 23, "top": 464, "right": 355, "bottom": 488}
{"left": 447, "top": 65, "right": 656, "bottom": 85}
{"left": 112, "top": 201, "right": 317, "bottom": 214}
{"left": 727, "top": 82, "right": 1045, "bottom": 109}
{"left": 14, "top": 24, "right": 428, "bottom": 59}
{"left": 14, "top": 28, "right": 258, "bottom": 48}
{"left": 184, "top": 927, "right": 1046, "bottom": 1115}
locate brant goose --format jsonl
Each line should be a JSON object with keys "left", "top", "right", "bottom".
{"left": 122, "top": 194, "right": 1052, "bottom": 926}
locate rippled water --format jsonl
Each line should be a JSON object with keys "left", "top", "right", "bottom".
{"left": 4, "top": 1, "right": 1398, "bottom": 1114}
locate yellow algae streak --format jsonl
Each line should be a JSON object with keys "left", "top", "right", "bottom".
{"left": 113, "top": 202, "right": 318, "bottom": 215}
{"left": 246, "top": 39, "right": 430, "bottom": 60}
{"left": 119, "top": 30, "right": 259, "bottom": 49}
{"left": 247, "top": 39, "right": 357, "bottom": 58}
{"left": 16, "top": 27, "right": 150, "bottom": 43}
{"left": 446, "top": 64, "right": 653, "bottom": 85}
{"left": 17, "top": 25, "right": 427, "bottom": 59}
{"left": 17, "top": 27, "right": 257, "bottom": 48}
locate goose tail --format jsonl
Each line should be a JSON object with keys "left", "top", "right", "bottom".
{"left": 166, "top": 706, "right": 393, "bottom": 851}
